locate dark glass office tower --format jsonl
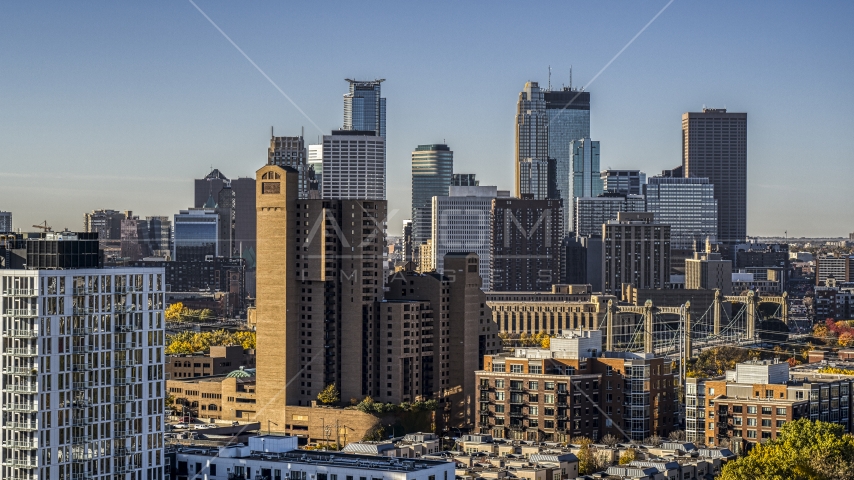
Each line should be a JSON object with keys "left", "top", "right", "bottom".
{"left": 411, "top": 144, "right": 453, "bottom": 248}
{"left": 343, "top": 79, "right": 386, "bottom": 138}
{"left": 682, "top": 108, "right": 747, "bottom": 245}
{"left": 545, "top": 87, "right": 590, "bottom": 233}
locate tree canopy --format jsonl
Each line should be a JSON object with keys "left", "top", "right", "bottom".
{"left": 687, "top": 346, "right": 755, "bottom": 378}
{"left": 165, "top": 302, "right": 216, "bottom": 323}
{"left": 165, "top": 329, "right": 255, "bottom": 354}
{"left": 719, "top": 419, "right": 854, "bottom": 480}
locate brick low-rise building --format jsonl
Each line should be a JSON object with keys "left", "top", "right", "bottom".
{"left": 686, "top": 360, "right": 854, "bottom": 451}
{"left": 167, "top": 345, "right": 256, "bottom": 379}
{"left": 475, "top": 330, "right": 678, "bottom": 442}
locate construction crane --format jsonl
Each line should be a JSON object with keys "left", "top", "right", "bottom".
{"left": 32, "top": 221, "right": 52, "bottom": 232}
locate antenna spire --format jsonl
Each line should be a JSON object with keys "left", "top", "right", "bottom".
{"left": 548, "top": 65, "right": 551, "bottom": 91}
{"left": 570, "top": 66, "right": 573, "bottom": 90}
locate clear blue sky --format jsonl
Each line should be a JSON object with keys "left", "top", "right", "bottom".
{"left": 1, "top": 1, "right": 852, "bottom": 237}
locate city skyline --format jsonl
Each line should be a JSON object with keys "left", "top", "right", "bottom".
{"left": 2, "top": 1, "right": 853, "bottom": 236}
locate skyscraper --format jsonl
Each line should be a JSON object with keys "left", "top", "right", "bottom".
{"left": 545, "top": 87, "right": 591, "bottom": 232}
{"left": 451, "top": 173, "right": 479, "bottom": 186}
{"left": 515, "top": 82, "right": 550, "bottom": 199}
{"left": 411, "top": 144, "right": 453, "bottom": 249}
{"left": 601, "top": 169, "right": 646, "bottom": 196}
{"left": 569, "top": 137, "right": 603, "bottom": 203}
{"left": 682, "top": 108, "right": 747, "bottom": 245}
{"left": 574, "top": 193, "right": 645, "bottom": 237}
{"left": 0, "top": 211, "right": 11, "bottom": 232}
{"left": 321, "top": 130, "right": 386, "bottom": 200}
{"left": 194, "top": 169, "right": 256, "bottom": 259}
{"left": 268, "top": 135, "right": 309, "bottom": 198}
{"left": 172, "top": 208, "right": 229, "bottom": 261}
{"left": 645, "top": 176, "right": 718, "bottom": 250}
{"left": 343, "top": 79, "right": 386, "bottom": 138}
{"left": 0, "top": 231, "right": 165, "bottom": 480}
{"left": 602, "top": 212, "right": 671, "bottom": 296}
{"left": 307, "top": 144, "right": 323, "bottom": 194}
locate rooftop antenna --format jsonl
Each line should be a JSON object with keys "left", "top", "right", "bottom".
{"left": 548, "top": 65, "right": 551, "bottom": 91}
{"left": 271, "top": 126, "right": 274, "bottom": 138}
{"left": 569, "top": 66, "right": 572, "bottom": 90}
{"left": 301, "top": 126, "right": 304, "bottom": 138}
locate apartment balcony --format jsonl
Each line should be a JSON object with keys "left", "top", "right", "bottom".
{"left": 72, "top": 416, "right": 92, "bottom": 427}
{"left": 72, "top": 345, "right": 94, "bottom": 354}
{"left": 73, "top": 287, "right": 95, "bottom": 295}
{"left": 114, "top": 446, "right": 132, "bottom": 456}
{"left": 3, "top": 457, "right": 38, "bottom": 468}
{"left": 5, "top": 309, "right": 37, "bottom": 317}
{"left": 2, "top": 440, "right": 38, "bottom": 450}
{"left": 115, "top": 411, "right": 136, "bottom": 421}
{"left": 115, "top": 286, "right": 136, "bottom": 294}
{"left": 115, "top": 377, "right": 132, "bottom": 386}
{"left": 5, "top": 403, "right": 37, "bottom": 412}
{"left": 114, "top": 343, "right": 137, "bottom": 351}
{"left": 114, "top": 430, "right": 132, "bottom": 439}
{"left": 71, "top": 473, "right": 94, "bottom": 480}
{"left": 71, "top": 434, "right": 91, "bottom": 445}
{"left": 115, "top": 359, "right": 135, "bottom": 368}
{"left": 115, "top": 464, "right": 140, "bottom": 475}
{"left": 7, "top": 421, "right": 38, "bottom": 431}
{"left": 4, "top": 384, "right": 38, "bottom": 394}
{"left": 115, "top": 323, "right": 141, "bottom": 333}
{"left": 114, "top": 395, "right": 134, "bottom": 404}
{"left": 509, "top": 412, "right": 525, "bottom": 418}
{"left": 114, "top": 305, "right": 136, "bottom": 314}
{"left": 72, "top": 307, "right": 94, "bottom": 315}
{"left": 7, "top": 347, "right": 38, "bottom": 356}
{"left": 3, "top": 366, "right": 37, "bottom": 375}
{"left": 73, "top": 327, "right": 92, "bottom": 336}
{"left": 2, "top": 288, "right": 36, "bottom": 296}
{"left": 72, "top": 362, "right": 93, "bottom": 372}
{"left": 5, "top": 329, "right": 38, "bottom": 338}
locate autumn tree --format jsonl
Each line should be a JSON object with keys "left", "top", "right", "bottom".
{"left": 618, "top": 448, "right": 636, "bottom": 465}
{"left": 719, "top": 419, "right": 854, "bottom": 480}
{"left": 572, "top": 437, "right": 609, "bottom": 475}
{"left": 317, "top": 384, "right": 340, "bottom": 405}
{"left": 165, "top": 302, "right": 184, "bottom": 321}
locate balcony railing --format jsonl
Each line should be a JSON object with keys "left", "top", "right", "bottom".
{"left": 72, "top": 307, "right": 94, "bottom": 315}
{"left": 5, "top": 309, "right": 37, "bottom": 317}
{"left": 114, "top": 395, "right": 134, "bottom": 403}
{"left": 72, "top": 345, "right": 94, "bottom": 354}
{"left": 4, "top": 403, "right": 37, "bottom": 412}
{"left": 115, "top": 411, "right": 136, "bottom": 421}
{"left": 5, "top": 329, "right": 38, "bottom": 338}
{"left": 4, "top": 384, "right": 38, "bottom": 394}
{"left": 71, "top": 434, "right": 91, "bottom": 444}
{"left": 72, "top": 362, "right": 93, "bottom": 372}
{"left": 3, "top": 458, "right": 38, "bottom": 468}
{"left": 70, "top": 473, "right": 94, "bottom": 480}
{"left": 3, "top": 366, "right": 37, "bottom": 375}
{"left": 2, "top": 288, "right": 36, "bottom": 296}
{"left": 72, "top": 416, "right": 91, "bottom": 427}
{"left": 115, "top": 359, "right": 135, "bottom": 368}
{"left": 7, "top": 422, "right": 38, "bottom": 431}
{"left": 7, "top": 348, "right": 38, "bottom": 356}
{"left": 73, "top": 327, "right": 92, "bottom": 336}
{"left": 114, "top": 343, "right": 137, "bottom": 351}
{"left": 2, "top": 440, "right": 38, "bottom": 450}
{"left": 114, "top": 430, "right": 132, "bottom": 439}
{"left": 115, "top": 377, "right": 132, "bottom": 386}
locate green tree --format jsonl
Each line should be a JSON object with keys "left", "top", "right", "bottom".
{"left": 573, "top": 437, "right": 609, "bottom": 475}
{"left": 720, "top": 419, "right": 854, "bottom": 480}
{"left": 618, "top": 448, "right": 636, "bottom": 465}
{"left": 317, "top": 384, "right": 340, "bottom": 405}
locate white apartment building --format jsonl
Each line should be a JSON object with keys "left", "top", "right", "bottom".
{"left": 321, "top": 131, "right": 385, "bottom": 200}
{"left": 431, "top": 186, "right": 509, "bottom": 291}
{"left": 1, "top": 266, "right": 166, "bottom": 480}
{"left": 169, "top": 435, "right": 454, "bottom": 480}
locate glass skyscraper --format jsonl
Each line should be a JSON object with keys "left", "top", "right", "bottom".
{"left": 343, "top": 79, "right": 386, "bottom": 138}
{"left": 569, "top": 137, "right": 603, "bottom": 204}
{"left": 514, "top": 82, "right": 549, "bottom": 199}
{"left": 411, "top": 144, "right": 453, "bottom": 248}
{"left": 545, "top": 88, "right": 590, "bottom": 232}
{"left": 645, "top": 176, "right": 718, "bottom": 250}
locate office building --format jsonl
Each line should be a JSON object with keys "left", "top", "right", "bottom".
{"left": 601, "top": 170, "right": 646, "bottom": 196}
{"left": 307, "top": 144, "right": 323, "bottom": 194}
{"left": 194, "top": 169, "right": 256, "bottom": 260}
{"left": 267, "top": 135, "right": 309, "bottom": 199}
{"left": 167, "top": 436, "right": 454, "bottom": 480}
{"left": 173, "top": 208, "right": 229, "bottom": 262}
{"left": 685, "top": 251, "right": 733, "bottom": 295}
{"left": 733, "top": 243, "right": 790, "bottom": 285}
{"left": 603, "top": 213, "right": 671, "bottom": 296}
{"left": 645, "top": 176, "right": 717, "bottom": 250}
{"left": 0, "top": 232, "right": 165, "bottom": 480}
{"left": 386, "top": 256, "right": 501, "bottom": 427}
{"left": 84, "top": 209, "right": 127, "bottom": 260}
{"left": 411, "top": 144, "right": 453, "bottom": 248}
{"left": 490, "top": 197, "right": 563, "bottom": 291}
{"left": 321, "top": 130, "right": 386, "bottom": 200}
{"left": 120, "top": 215, "right": 172, "bottom": 261}
{"left": 545, "top": 87, "right": 591, "bottom": 233}
{"left": 574, "top": 193, "right": 645, "bottom": 238}
{"left": 130, "top": 256, "right": 245, "bottom": 313}
{"left": 343, "top": 78, "right": 386, "bottom": 138}
{"left": 432, "top": 186, "right": 506, "bottom": 291}
{"left": 167, "top": 345, "right": 254, "bottom": 380}
{"left": 515, "top": 82, "right": 551, "bottom": 200}
{"left": 686, "top": 361, "right": 854, "bottom": 450}
{"left": 569, "top": 138, "right": 603, "bottom": 207}
{"left": 682, "top": 109, "right": 748, "bottom": 245}
{"left": 452, "top": 173, "right": 479, "bottom": 186}
{"left": 486, "top": 286, "right": 620, "bottom": 336}
{"left": 402, "top": 219, "right": 413, "bottom": 263}
{"left": 476, "top": 330, "right": 678, "bottom": 442}
{"left": 0, "top": 211, "right": 11, "bottom": 232}
{"left": 816, "top": 254, "right": 854, "bottom": 285}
